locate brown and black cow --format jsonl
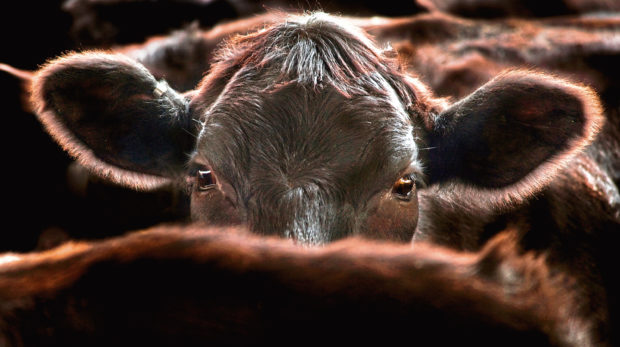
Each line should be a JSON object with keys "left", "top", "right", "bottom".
{"left": 27, "top": 12, "right": 606, "bottom": 243}
{"left": 2, "top": 9, "right": 619, "bottom": 346}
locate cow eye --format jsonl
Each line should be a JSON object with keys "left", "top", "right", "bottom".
{"left": 197, "top": 170, "right": 217, "bottom": 191}
{"left": 392, "top": 175, "right": 415, "bottom": 200}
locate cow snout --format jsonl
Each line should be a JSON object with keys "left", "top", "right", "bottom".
{"left": 247, "top": 185, "right": 352, "bottom": 245}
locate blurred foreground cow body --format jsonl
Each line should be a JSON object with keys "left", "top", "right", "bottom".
{"left": 1, "top": 10, "right": 619, "bottom": 346}
{"left": 0, "top": 227, "right": 590, "bottom": 346}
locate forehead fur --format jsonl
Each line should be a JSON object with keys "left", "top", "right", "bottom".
{"left": 195, "top": 12, "right": 422, "bottom": 107}
{"left": 201, "top": 84, "right": 416, "bottom": 192}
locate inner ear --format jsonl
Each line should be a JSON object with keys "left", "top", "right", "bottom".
{"left": 426, "top": 70, "right": 602, "bottom": 192}
{"left": 31, "top": 52, "right": 199, "bottom": 190}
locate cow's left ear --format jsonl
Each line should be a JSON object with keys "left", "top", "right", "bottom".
{"left": 426, "top": 70, "right": 603, "bottom": 196}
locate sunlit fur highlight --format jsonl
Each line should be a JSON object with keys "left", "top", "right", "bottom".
{"left": 0, "top": 225, "right": 594, "bottom": 346}
{"left": 30, "top": 52, "right": 182, "bottom": 191}
{"left": 430, "top": 69, "right": 603, "bottom": 209}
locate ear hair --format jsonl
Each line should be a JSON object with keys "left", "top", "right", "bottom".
{"left": 426, "top": 69, "right": 604, "bottom": 206}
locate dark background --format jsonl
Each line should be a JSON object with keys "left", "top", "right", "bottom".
{"left": 1, "top": 1, "right": 76, "bottom": 252}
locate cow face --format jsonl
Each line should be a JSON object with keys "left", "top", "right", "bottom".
{"left": 189, "top": 82, "right": 421, "bottom": 244}
{"left": 29, "top": 13, "right": 602, "bottom": 245}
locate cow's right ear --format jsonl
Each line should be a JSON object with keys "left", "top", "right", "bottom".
{"left": 31, "top": 52, "right": 198, "bottom": 190}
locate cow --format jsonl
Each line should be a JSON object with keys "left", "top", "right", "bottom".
{"left": 3, "top": 9, "right": 619, "bottom": 345}
{"left": 0, "top": 225, "right": 592, "bottom": 346}
{"left": 27, "top": 12, "right": 608, "bottom": 241}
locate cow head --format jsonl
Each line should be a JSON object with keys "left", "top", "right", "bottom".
{"left": 29, "top": 13, "right": 602, "bottom": 245}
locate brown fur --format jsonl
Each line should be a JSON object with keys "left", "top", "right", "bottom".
{"left": 76, "top": 11, "right": 618, "bottom": 344}
{"left": 0, "top": 226, "right": 590, "bottom": 346}
{"left": 2, "top": 7, "right": 619, "bottom": 346}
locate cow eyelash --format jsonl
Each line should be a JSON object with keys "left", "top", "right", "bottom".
{"left": 197, "top": 170, "right": 217, "bottom": 191}
{"left": 186, "top": 164, "right": 218, "bottom": 193}
{"left": 407, "top": 164, "right": 427, "bottom": 189}
{"left": 413, "top": 174, "right": 427, "bottom": 189}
